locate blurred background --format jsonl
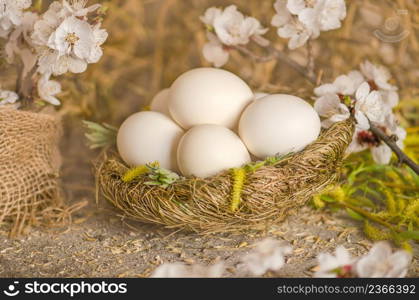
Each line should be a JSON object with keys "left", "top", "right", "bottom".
{"left": 0, "top": 0, "right": 418, "bottom": 277}
{"left": 55, "top": 0, "right": 418, "bottom": 127}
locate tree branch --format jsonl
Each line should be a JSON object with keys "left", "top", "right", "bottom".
{"left": 234, "top": 41, "right": 417, "bottom": 174}
{"left": 369, "top": 121, "right": 419, "bottom": 175}
{"left": 234, "top": 43, "right": 317, "bottom": 85}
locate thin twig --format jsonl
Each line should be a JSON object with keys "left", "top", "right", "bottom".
{"left": 234, "top": 44, "right": 317, "bottom": 84}
{"left": 369, "top": 121, "right": 419, "bottom": 175}
{"left": 306, "top": 40, "right": 315, "bottom": 80}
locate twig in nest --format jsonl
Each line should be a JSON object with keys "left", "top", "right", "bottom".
{"left": 369, "top": 121, "right": 419, "bottom": 175}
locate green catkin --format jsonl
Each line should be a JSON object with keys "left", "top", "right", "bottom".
{"left": 122, "top": 165, "right": 149, "bottom": 182}
{"left": 385, "top": 190, "right": 397, "bottom": 214}
{"left": 329, "top": 186, "right": 346, "bottom": 202}
{"left": 405, "top": 199, "right": 419, "bottom": 226}
{"left": 230, "top": 168, "right": 246, "bottom": 212}
{"left": 363, "top": 221, "right": 392, "bottom": 241}
{"left": 400, "top": 241, "right": 413, "bottom": 253}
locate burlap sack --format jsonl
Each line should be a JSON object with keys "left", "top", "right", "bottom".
{"left": 0, "top": 107, "right": 68, "bottom": 236}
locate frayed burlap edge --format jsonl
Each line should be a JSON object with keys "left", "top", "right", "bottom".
{"left": 97, "top": 119, "right": 354, "bottom": 234}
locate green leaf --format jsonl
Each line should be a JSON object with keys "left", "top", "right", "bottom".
{"left": 83, "top": 120, "right": 117, "bottom": 149}
{"left": 320, "top": 195, "right": 337, "bottom": 203}
{"left": 397, "top": 230, "right": 419, "bottom": 241}
{"left": 346, "top": 208, "right": 365, "bottom": 221}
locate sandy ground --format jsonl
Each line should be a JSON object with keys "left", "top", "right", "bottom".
{"left": 0, "top": 120, "right": 417, "bottom": 278}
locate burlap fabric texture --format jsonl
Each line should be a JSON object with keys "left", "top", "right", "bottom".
{"left": 0, "top": 107, "right": 69, "bottom": 236}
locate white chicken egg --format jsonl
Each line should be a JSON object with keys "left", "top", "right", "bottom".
{"left": 168, "top": 68, "right": 253, "bottom": 129}
{"left": 150, "top": 88, "right": 170, "bottom": 116}
{"left": 117, "top": 111, "right": 184, "bottom": 171}
{"left": 177, "top": 124, "right": 251, "bottom": 178}
{"left": 238, "top": 94, "right": 321, "bottom": 159}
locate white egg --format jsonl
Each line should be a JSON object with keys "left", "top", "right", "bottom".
{"left": 117, "top": 111, "right": 184, "bottom": 171}
{"left": 239, "top": 94, "right": 321, "bottom": 159}
{"left": 169, "top": 68, "right": 253, "bottom": 129}
{"left": 150, "top": 88, "right": 170, "bottom": 116}
{"left": 177, "top": 124, "right": 251, "bottom": 178}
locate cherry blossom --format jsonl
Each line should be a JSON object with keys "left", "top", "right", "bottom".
{"left": 348, "top": 114, "right": 406, "bottom": 164}
{"left": 354, "top": 82, "right": 386, "bottom": 129}
{"left": 0, "top": 89, "right": 19, "bottom": 107}
{"left": 288, "top": 0, "right": 346, "bottom": 33}
{"left": 315, "top": 243, "right": 411, "bottom": 278}
{"left": 151, "top": 262, "right": 224, "bottom": 278}
{"left": 241, "top": 238, "right": 292, "bottom": 276}
{"left": 272, "top": 0, "right": 346, "bottom": 49}
{"left": 314, "top": 94, "right": 350, "bottom": 128}
{"left": 271, "top": 0, "right": 311, "bottom": 49}
{"left": 360, "top": 60, "right": 396, "bottom": 91}
{"left": 31, "top": 0, "right": 107, "bottom": 75}
{"left": 37, "top": 74, "right": 62, "bottom": 106}
{"left": 5, "top": 12, "right": 39, "bottom": 78}
{"left": 212, "top": 5, "right": 268, "bottom": 46}
{"left": 202, "top": 32, "right": 230, "bottom": 68}
{"left": 314, "top": 70, "right": 364, "bottom": 97}
{"left": 199, "top": 7, "right": 221, "bottom": 28}
{"left": 356, "top": 242, "right": 411, "bottom": 278}
{"left": 360, "top": 60, "right": 399, "bottom": 109}
{"left": 200, "top": 5, "right": 267, "bottom": 66}
{"left": 0, "top": 0, "right": 32, "bottom": 38}
{"left": 314, "top": 246, "right": 354, "bottom": 277}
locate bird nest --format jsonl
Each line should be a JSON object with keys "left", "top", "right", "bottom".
{"left": 97, "top": 119, "right": 354, "bottom": 233}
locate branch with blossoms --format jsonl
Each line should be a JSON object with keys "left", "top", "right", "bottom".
{"left": 150, "top": 238, "right": 412, "bottom": 278}
{"left": 0, "top": 0, "right": 108, "bottom": 110}
{"left": 199, "top": 1, "right": 418, "bottom": 174}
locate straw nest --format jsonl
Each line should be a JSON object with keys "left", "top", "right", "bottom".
{"left": 98, "top": 118, "right": 354, "bottom": 233}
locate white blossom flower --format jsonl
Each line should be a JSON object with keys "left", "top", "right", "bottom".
{"left": 62, "top": 0, "right": 101, "bottom": 18}
{"left": 200, "top": 7, "right": 221, "bottom": 28}
{"left": 347, "top": 114, "right": 406, "bottom": 164}
{"left": 211, "top": 5, "right": 268, "bottom": 46}
{"left": 360, "top": 60, "right": 395, "bottom": 91}
{"left": 272, "top": 0, "right": 311, "bottom": 49}
{"left": 272, "top": 0, "right": 346, "bottom": 49}
{"left": 277, "top": 20, "right": 311, "bottom": 50}
{"left": 314, "top": 246, "right": 354, "bottom": 277}
{"left": 356, "top": 242, "right": 411, "bottom": 278}
{"left": 151, "top": 262, "right": 224, "bottom": 278}
{"left": 354, "top": 82, "right": 385, "bottom": 129}
{"left": 314, "top": 70, "right": 364, "bottom": 97}
{"left": 37, "top": 74, "right": 62, "bottom": 106}
{"left": 31, "top": 0, "right": 107, "bottom": 75}
{"left": 289, "top": 0, "right": 346, "bottom": 34}
{"left": 369, "top": 115, "right": 406, "bottom": 164}
{"left": 201, "top": 5, "right": 268, "bottom": 46}
{"left": 0, "top": 0, "right": 32, "bottom": 38}
{"left": 360, "top": 60, "right": 399, "bottom": 109}
{"left": 241, "top": 238, "right": 292, "bottom": 276}
{"left": 5, "top": 12, "right": 39, "bottom": 78}
{"left": 314, "top": 94, "right": 350, "bottom": 128}
{"left": 200, "top": 5, "right": 267, "bottom": 66}
{"left": 0, "top": 89, "right": 19, "bottom": 108}
{"left": 202, "top": 32, "right": 230, "bottom": 67}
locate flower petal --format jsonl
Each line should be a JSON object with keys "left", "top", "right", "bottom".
{"left": 371, "top": 144, "right": 392, "bottom": 164}
{"left": 355, "top": 111, "right": 370, "bottom": 130}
